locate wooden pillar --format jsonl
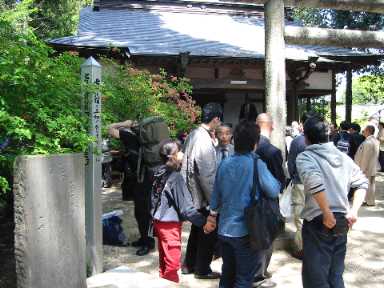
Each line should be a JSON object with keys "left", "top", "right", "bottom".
{"left": 81, "top": 57, "right": 103, "bottom": 275}
{"left": 345, "top": 68, "right": 352, "bottom": 123}
{"left": 287, "top": 82, "right": 298, "bottom": 124}
{"left": 306, "top": 97, "right": 311, "bottom": 112}
{"left": 178, "top": 52, "right": 189, "bottom": 77}
{"left": 331, "top": 70, "right": 337, "bottom": 125}
{"left": 265, "top": 0, "right": 286, "bottom": 156}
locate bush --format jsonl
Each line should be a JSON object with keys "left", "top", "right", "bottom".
{"left": 0, "top": 7, "right": 93, "bottom": 204}
{"left": 101, "top": 59, "right": 200, "bottom": 138}
{"left": 0, "top": 8, "right": 201, "bottom": 206}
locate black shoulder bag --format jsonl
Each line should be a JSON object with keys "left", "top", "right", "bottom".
{"left": 244, "top": 156, "right": 285, "bottom": 250}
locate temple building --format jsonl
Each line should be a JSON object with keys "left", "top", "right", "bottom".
{"left": 50, "top": 0, "right": 383, "bottom": 126}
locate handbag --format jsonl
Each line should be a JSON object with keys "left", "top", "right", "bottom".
{"left": 244, "top": 155, "right": 285, "bottom": 250}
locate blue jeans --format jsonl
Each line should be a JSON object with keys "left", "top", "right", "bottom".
{"left": 302, "top": 218, "right": 347, "bottom": 288}
{"left": 219, "top": 235, "right": 262, "bottom": 288}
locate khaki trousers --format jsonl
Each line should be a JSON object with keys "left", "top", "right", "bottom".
{"left": 365, "top": 176, "right": 376, "bottom": 206}
{"left": 291, "top": 183, "right": 305, "bottom": 251}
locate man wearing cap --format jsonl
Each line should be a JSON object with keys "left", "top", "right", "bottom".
{"left": 181, "top": 102, "right": 223, "bottom": 279}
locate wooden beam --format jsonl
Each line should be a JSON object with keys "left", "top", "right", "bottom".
{"left": 285, "top": 26, "right": 384, "bottom": 49}
{"left": 240, "top": 0, "right": 384, "bottom": 14}
{"left": 191, "top": 79, "right": 265, "bottom": 89}
{"left": 265, "top": 0, "right": 286, "bottom": 156}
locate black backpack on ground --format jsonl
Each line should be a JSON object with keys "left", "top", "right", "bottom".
{"left": 102, "top": 214, "right": 128, "bottom": 246}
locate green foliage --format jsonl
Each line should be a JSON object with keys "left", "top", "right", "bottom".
{"left": 353, "top": 110, "right": 370, "bottom": 128}
{"left": 353, "top": 75, "right": 384, "bottom": 105}
{"left": 292, "top": 7, "right": 384, "bottom": 75}
{"left": 292, "top": 8, "right": 384, "bottom": 30}
{"left": 1, "top": 0, "right": 92, "bottom": 39}
{"left": 101, "top": 59, "right": 200, "bottom": 138}
{"left": 31, "top": 0, "right": 92, "bottom": 39}
{"left": 0, "top": 3, "right": 93, "bottom": 201}
{"left": 0, "top": 1, "right": 200, "bottom": 204}
{"left": 292, "top": 8, "right": 334, "bottom": 28}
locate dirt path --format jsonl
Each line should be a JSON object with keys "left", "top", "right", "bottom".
{"left": 102, "top": 174, "right": 384, "bottom": 288}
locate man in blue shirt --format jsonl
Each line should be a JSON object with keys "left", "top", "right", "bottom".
{"left": 204, "top": 120, "right": 281, "bottom": 288}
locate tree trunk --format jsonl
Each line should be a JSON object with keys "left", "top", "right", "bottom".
{"left": 265, "top": 0, "right": 286, "bottom": 158}
{"left": 285, "top": 26, "right": 384, "bottom": 49}
{"left": 241, "top": 0, "right": 384, "bottom": 14}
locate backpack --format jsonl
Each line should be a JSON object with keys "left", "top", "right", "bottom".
{"left": 336, "top": 133, "right": 350, "bottom": 154}
{"left": 136, "top": 117, "right": 170, "bottom": 182}
{"left": 102, "top": 213, "right": 128, "bottom": 246}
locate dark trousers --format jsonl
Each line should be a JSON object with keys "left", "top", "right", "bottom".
{"left": 302, "top": 219, "right": 347, "bottom": 288}
{"left": 133, "top": 172, "right": 154, "bottom": 246}
{"left": 184, "top": 213, "right": 217, "bottom": 275}
{"left": 219, "top": 235, "right": 262, "bottom": 288}
{"left": 255, "top": 245, "right": 272, "bottom": 278}
{"left": 379, "top": 151, "right": 384, "bottom": 172}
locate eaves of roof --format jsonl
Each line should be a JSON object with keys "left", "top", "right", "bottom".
{"left": 49, "top": 6, "right": 383, "bottom": 63}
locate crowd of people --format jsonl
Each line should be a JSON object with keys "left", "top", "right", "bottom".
{"left": 108, "top": 103, "right": 382, "bottom": 288}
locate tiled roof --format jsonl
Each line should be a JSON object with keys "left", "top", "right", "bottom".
{"left": 49, "top": 6, "right": 381, "bottom": 61}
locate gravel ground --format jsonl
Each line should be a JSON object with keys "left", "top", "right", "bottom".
{"left": 102, "top": 174, "right": 384, "bottom": 288}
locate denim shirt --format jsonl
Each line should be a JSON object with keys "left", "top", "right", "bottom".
{"left": 210, "top": 153, "right": 281, "bottom": 238}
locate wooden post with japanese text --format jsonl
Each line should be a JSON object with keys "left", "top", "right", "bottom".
{"left": 81, "top": 57, "right": 103, "bottom": 275}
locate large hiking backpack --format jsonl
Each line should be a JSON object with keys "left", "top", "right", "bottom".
{"left": 336, "top": 133, "right": 350, "bottom": 154}
{"left": 136, "top": 117, "right": 170, "bottom": 182}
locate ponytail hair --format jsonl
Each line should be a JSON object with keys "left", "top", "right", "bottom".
{"left": 159, "top": 140, "right": 180, "bottom": 171}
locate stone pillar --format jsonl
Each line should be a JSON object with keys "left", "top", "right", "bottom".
{"left": 346, "top": 68, "right": 353, "bottom": 123}
{"left": 265, "top": 0, "right": 286, "bottom": 157}
{"left": 14, "top": 154, "right": 86, "bottom": 288}
{"left": 81, "top": 57, "right": 103, "bottom": 275}
{"left": 331, "top": 70, "right": 337, "bottom": 125}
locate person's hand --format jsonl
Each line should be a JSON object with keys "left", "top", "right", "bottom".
{"left": 121, "top": 120, "right": 135, "bottom": 128}
{"left": 203, "top": 222, "right": 216, "bottom": 234}
{"left": 346, "top": 210, "right": 358, "bottom": 228}
{"left": 323, "top": 211, "right": 336, "bottom": 229}
{"left": 203, "top": 215, "right": 216, "bottom": 234}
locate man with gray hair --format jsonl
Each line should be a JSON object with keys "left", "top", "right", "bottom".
{"left": 254, "top": 113, "right": 285, "bottom": 285}
{"left": 354, "top": 125, "right": 379, "bottom": 206}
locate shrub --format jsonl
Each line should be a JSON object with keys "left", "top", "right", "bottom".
{"left": 101, "top": 59, "right": 200, "bottom": 138}
{"left": 0, "top": 8, "right": 93, "bottom": 204}
{"left": 0, "top": 4, "right": 201, "bottom": 207}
